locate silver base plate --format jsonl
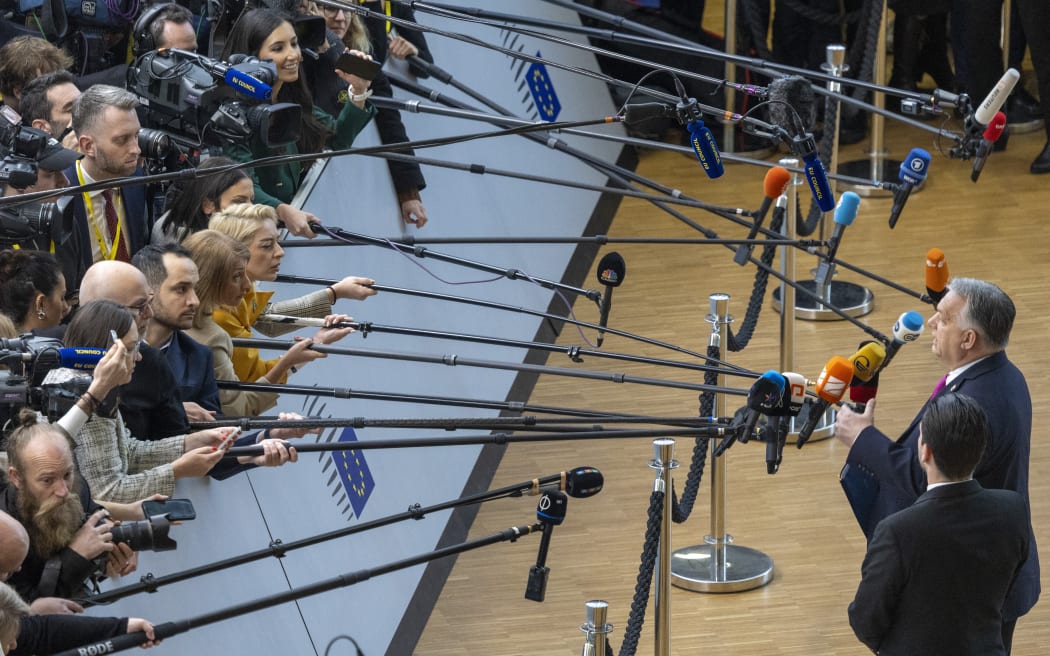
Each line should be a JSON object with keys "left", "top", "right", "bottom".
{"left": 772, "top": 280, "right": 874, "bottom": 320}
{"left": 1008, "top": 118, "right": 1042, "bottom": 134}
{"left": 787, "top": 404, "right": 836, "bottom": 445}
{"left": 671, "top": 544, "right": 774, "bottom": 593}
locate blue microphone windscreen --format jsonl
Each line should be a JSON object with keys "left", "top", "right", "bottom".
{"left": 834, "top": 191, "right": 861, "bottom": 226}
{"left": 899, "top": 148, "right": 931, "bottom": 185}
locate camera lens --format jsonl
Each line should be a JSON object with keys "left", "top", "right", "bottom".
{"left": 138, "top": 128, "right": 173, "bottom": 161}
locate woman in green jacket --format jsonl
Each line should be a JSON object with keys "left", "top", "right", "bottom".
{"left": 222, "top": 8, "right": 376, "bottom": 238}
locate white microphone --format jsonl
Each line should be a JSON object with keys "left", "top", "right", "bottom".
{"left": 974, "top": 68, "right": 1020, "bottom": 126}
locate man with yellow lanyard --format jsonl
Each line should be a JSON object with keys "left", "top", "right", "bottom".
{"left": 60, "top": 85, "right": 150, "bottom": 292}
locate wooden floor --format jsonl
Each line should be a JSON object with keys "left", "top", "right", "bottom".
{"left": 412, "top": 98, "right": 1050, "bottom": 654}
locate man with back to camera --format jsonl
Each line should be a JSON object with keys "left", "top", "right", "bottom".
{"left": 848, "top": 392, "right": 1029, "bottom": 655}
{"left": 836, "top": 277, "right": 1039, "bottom": 652}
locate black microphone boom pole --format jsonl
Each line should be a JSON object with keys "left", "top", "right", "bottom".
{"left": 80, "top": 469, "right": 601, "bottom": 607}
{"left": 315, "top": 225, "right": 600, "bottom": 301}
{"left": 272, "top": 275, "right": 754, "bottom": 369}
{"left": 223, "top": 427, "right": 726, "bottom": 458}
{"left": 214, "top": 378, "right": 650, "bottom": 419}
{"left": 59, "top": 524, "right": 541, "bottom": 656}
{"left": 230, "top": 337, "right": 750, "bottom": 396}
{"left": 192, "top": 414, "right": 725, "bottom": 432}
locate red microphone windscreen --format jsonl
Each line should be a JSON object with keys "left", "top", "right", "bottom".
{"left": 763, "top": 166, "right": 792, "bottom": 199}
{"left": 849, "top": 382, "right": 878, "bottom": 405}
{"left": 925, "top": 247, "right": 949, "bottom": 296}
{"left": 815, "top": 356, "right": 854, "bottom": 403}
{"left": 984, "top": 111, "right": 1007, "bottom": 141}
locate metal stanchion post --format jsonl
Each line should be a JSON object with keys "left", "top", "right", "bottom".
{"left": 579, "top": 600, "right": 613, "bottom": 656}
{"left": 671, "top": 295, "right": 773, "bottom": 592}
{"left": 771, "top": 117, "right": 874, "bottom": 320}
{"left": 650, "top": 439, "right": 677, "bottom": 656}
{"left": 821, "top": 44, "right": 848, "bottom": 200}
{"left": 773, "top": 160, "right": 838, "bottom": 442}
{"left": 779, "top": 159, "right": 798, "bottom": 374}
{"left": 722, "top": 0, "right": 737, "bottom": 154}
{"left": 840, "top": 0, "right": 902, "bottom": 196}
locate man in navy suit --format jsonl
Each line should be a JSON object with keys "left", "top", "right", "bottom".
{"left": 837, "top": 277, "right": 1039, "bottom": 652}
{"left": 59, "top": 84, "right": 150, "bottom": 292}
{"left": 132, "top": 242, "right": 221, "bottom": 421}
{"left": 848, "top": 392, "right": 1030, "bottom": 655}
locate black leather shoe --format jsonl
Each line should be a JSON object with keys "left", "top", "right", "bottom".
{"left": 1031, "top": 141, "right": 1050, "bottom": 174}
{"left": 1007, "top": 89, "right": 1043, "bottom": 124}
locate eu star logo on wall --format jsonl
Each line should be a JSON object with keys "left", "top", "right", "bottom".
{"left": 327, "top": 427, "right": 375, "bottom": 519}
{"left": 526, "top": 52, "right": 561, "bottom": 122}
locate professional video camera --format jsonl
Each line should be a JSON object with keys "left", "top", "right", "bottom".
{"left": 0, "top": 107, "right": 75, "bottom": 246}
{"left": 0, "top": 105, "right": 49, "bottom": 189}
{"left": 0, "top": 335, "right": 99, "bottom": 428}
{"left": 127, "top": 48, "right": 301, "bottom": 149}
{"left": 1, "top": 0, "right": 137, "bottom": 74}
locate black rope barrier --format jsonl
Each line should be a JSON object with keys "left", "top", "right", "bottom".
{"left": 726, "top": 205, "right": 785, "bottom": 351}
{"left": 618, "top": 488, "right": 664, "bottom": 656}
{"left": 670, "top": 344, "right": 720, "bottom": 524}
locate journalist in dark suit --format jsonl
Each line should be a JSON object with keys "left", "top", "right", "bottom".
{"left": 849, "top": 393, "right": 1030, "bottom": 655}
{"left": 59, "top": 168, "right": 149, "bottom": 285}
{"left": 837, "top": 278, "right": 1039, "bottom": 651}
{"left": 57, "top": 84, "right": 151, "bottom": 292}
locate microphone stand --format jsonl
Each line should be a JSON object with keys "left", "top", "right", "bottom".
{"left": 79, "top": 468, "right": 591, "bottom": 607}
{"left": 229, "top": 337, "right": 751, "bottom": 396}
{"left": 59, "top": 523, "right": 541, "bottom": 655}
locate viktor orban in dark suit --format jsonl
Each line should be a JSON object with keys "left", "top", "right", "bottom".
{"left": 849, "top": 393, "right": 1029, "bottom": 655}
{"left": 837, "top": 278, "right": 1039, "bottom": 650}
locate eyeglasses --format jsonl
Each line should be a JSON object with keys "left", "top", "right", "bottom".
{"left": 125, "top": 293, "right": 154, "bottom": 317}
{"left": 322, "top": 6, "right": 348, "bottom": 17}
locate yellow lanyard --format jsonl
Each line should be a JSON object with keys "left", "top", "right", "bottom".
{"left": 383, "top": 0, "right": 392, "bottom": 34}
{"left": 76, "top": 161, "right": 124, "bottom": 261}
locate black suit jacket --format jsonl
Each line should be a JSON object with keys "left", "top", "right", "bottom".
{"left": 845, "top": 350, "right": 1040, "bottom": 619}
{"left": 849, "top": 480, "right": 1029, "bottom": 655}
{"left": 57, "top": 166, "right": 150, "bottom": 291}
{"left": 119, "top": 343, "right": 191, "bottom": 441}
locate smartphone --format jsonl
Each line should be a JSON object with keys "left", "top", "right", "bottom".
{"left": 336, "top": 52, "right": 383, "bottom": 81}
{"left": 142, "top": 498, "right": 196, "bottom": 521}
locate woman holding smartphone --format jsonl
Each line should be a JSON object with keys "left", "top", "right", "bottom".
{"left": 221, "top": 8, "right": 376, "bottom": 239}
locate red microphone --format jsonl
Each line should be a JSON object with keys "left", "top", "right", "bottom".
{"left": 971, "top": 111, "right": 1006, "bottom": 183}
